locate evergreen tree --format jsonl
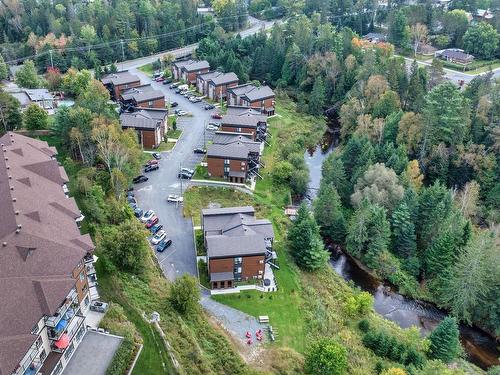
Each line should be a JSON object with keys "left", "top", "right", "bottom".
{"left": 0, "top": 92, "right": 22, "bottom": 134}
{"left": 342, "top": 136, "right": 375, "bottom": 192}
{"left": 289, "top": 204, "right": 329, "bottom": 271}
{"left": 0, "top": 53, "right": 8, "bottom": 80}
{"left": 322, "top": 152, "right": 350, "bottom": 205}
{"left": 405, "top": 61, "right": 427, "bottom": 112}
{"left": 391, "top": 202, "right": 417, "bottom": 259}
{"left": 346, "top": 200, "right": 391, "bottom": 268}
{"left": 314, "top": 184, "right": 347, "bottom": 245}
{"left": 428, "top": 317, "right": 461, "bottom": 363}
{"left": 308, "top": 77, "right": 326, "bottom": 114}
{"left": 388, "top": 9, "right": 410, "bottom": 48}
{"left": 281, "top": 43, "right": 303, "bottom": 85}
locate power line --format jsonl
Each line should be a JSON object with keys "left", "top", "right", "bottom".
{"left": 5, "top": 12, "right": 252, "bottom": 65}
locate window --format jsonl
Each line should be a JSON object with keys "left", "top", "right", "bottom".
{"left": 64, "top": 342, "right": 75, "bottom": 360}
{"left": 258, "top": 270, "right": 263, "bottom": 275}
{"left": 148, "top": 100, "right": 153, "bottom": 107}
{"left": 224, "top": 159, "right": 230, "bottom": 165}
{"left": 39, "top": 349, "right": 47, "bottom": 362}
{"left": 53, "top": 362, "right": 63, "bottom": 375}
{"left": 234, "top": 257, "right": 242, "bottom": 263}
{"left": 224, "top": 167, "right": 230, "bottom": 172}
{"left": 241, "top": 162, "right": 245, "bottom": 166}
{"left": 35, "top": 336, "right": 42, "bottom": 349}
{"left": 79, "top": 272, "right": 84, "bottom": 282}
{"left": 84, "top": 295, "right": 90, "bottom": 306}
{"left": 237, "top": 128, "right": 241, "bottom": 132}
{"left": 259, "top": 260, "right": 264, "bottom": 264}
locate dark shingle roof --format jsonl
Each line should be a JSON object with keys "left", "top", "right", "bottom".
{"left": 210, "top": 272, "right": 234, "bottom": 282}
{"left": 0, "top": 133, "right": 93, "bottom": 375}
{"left": 221, "top": 113, "right": 266, "bottom": 128}
{"left": 120, "top": 108, "right": 167, "bottom": 130}
{"left": 207, "top": 134, "right": 260, "bottom": 159}
{"left": 173, "top": 59, "right": 210, "bottom": 71}
{"left": 101, "top": 71, "right": 140, "bottom": 86}
{"left": 121, "top": 84, "right": 164, "bottom": 103}
{"left": 229, "top": 84, "right": 274, "bottom": 102}
{"left": 208, "top": 72, "right": 239, "bottom": 86}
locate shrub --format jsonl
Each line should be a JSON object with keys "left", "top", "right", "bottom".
{"left": 169, "top": 274, "right": 200, "bottom": 314}
{"left": 305, "top": 339, "right": 347, "bottom": 375}
{"left": 106, "top": 337, "right": 136, "bottom": 375}
{"left": 358, "top": 319, "right": 370, "bottom": 333}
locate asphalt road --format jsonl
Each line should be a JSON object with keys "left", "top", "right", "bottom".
{"left": 132, "top": 69, "right": 218, "bottom": 280}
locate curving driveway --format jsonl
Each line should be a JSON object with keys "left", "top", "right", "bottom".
{"left": 132, "top": 69, "right": 216, "bottom": 280}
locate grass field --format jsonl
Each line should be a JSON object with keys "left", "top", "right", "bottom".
{"left": 138, "top": 63, "right": 154, "bottom": 77}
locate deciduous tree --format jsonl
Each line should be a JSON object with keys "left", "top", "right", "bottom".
{"left": 305, "top": 339, "right": 347, "bottom": 375}
{"left": 23, "top": 104, "right": 48, "bottom": 130}
{"left": 0, "top": 92, "right": 22, "bottom": 134}
{"left": 15, "top": 60, "right": 40, "bottom": 88}
{"left": 169, "top": 274, "right": 200, "bottom": 315}
{"left": 463, "top": 22, "right": 499, "bottom": 60}
{"left": 0, "top": 53, "right": 8, "bottom": 80}
{"left": 410, "top": 23, "right": 428, "bottom": 56}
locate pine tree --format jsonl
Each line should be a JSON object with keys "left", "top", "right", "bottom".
{"left": 308, "top": 77, "right": 326, "bottom": 115}
{"left": 322, "top": 152, "right": 350, "bottom": 204}
{"left": 342, "top": 136, "right": 375, "bottom": 192}
{"left": 289, "top": 204, "right": 329, "bottom": 271}
{"left": 405, "top": 62, "right": 427, "bottom": 113}
{"left": 314, "top": 184, "right": 347, "bottom": 245}
{"left": 391, "top": 202, "right": 417, "bottom": 259}
{"left": 0, "top": 53, "right": 8, "bottom": 80}
{"left": 428, "top": 317, "right": 460, "bottom": 363}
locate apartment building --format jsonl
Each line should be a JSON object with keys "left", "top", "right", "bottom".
{"left": 219, "top": 112, "right": 268, "bottom": 142}
{"left": 0, "top": 133, "right": 95, "bottom": 375}
{"left": 227, "top": 84, "right": 275, "bottom": 116}
{"left": 171, "top": 59, "right": 210, "bottom": 83}
{"left": 101, "top": 71, "right": 141, "bottom": 100}
{"left": 120, "top": 108, "right": 168, "bottom": 149}
{"left": 120, "top": 84, "right": 165, "bottom": 109}
{"left": 201, "top": 206, "right": 274, "bottom": 289}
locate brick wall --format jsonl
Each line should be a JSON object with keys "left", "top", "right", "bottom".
{"left": 137, "top": 97, "right": 165, "bottom": 109}
{"left": 114, "top": 81, "right": 141, "bottom": 99}
{"left": 72, "top": 261, "right": 89, "bottom": 303}
{"left": 209, "top": 258, "right": 233, "bottom": 273}
{"left": 220, "top": 126, "right": 256, "bottom": 140}
{"left": 241, "top": 255, "right": 265, "bottom": 279}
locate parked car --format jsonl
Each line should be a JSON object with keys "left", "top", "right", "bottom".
{"left": 146, "top": 159, "right": 159, "bottom": 166}
{"left": 181, "top": 167, "right": 194, "bottom": 175}
{"left": 129, "top": 202, "right": 137, "bottom": 210}
{"left": 212, "top": 113, "right": 223, "bottom": 119}
{"left": 151, "top": 230, "right": 166, "bottom": 244}
{"left": 193, "top": 148, "right": 206, "bottom": 154}
{"left": 133, "top": 175, "right": 148, "bottom": 183}
{"left": 174, "top": 88, "right": 182, "bottom": 94}
{"left": 144, "top": 164, "right": 159, "bottom": 172}
{"left": 170, "top": 83, "right": 180, "bottom": 89}
{"left": 189, "top": 96, "right": 202, "bottom": 103}
{"left": 208, "top": 122, "right": 220, "bottom": 127}
{"left": 167, "top": 194, "right": 184, "bottom": 203}
{"left": 145, "top": 216, "right": 159, "bottom": 228}
{"left": 152, "top": 153, "right": 161, "bottom": 160}
{"left": 90, "top": 300, "right": 109, "bottom": 313}
{"left": 134, "top": 207, "right": 143, "bottom": 218}
{"left": 169, "top": 102, "right": 178, "bottom": 108}
{"left": 127, "top": 196, "right": 137, "bottom": 204}
{"left": 150, "top": 224, "right": 164, "bottom": 234}
{"left": 206, "top": 124, "right": 218, "bottom": 131}
{"left": 204, "top": 104, "right": 215, "bottom": 110}
{"left": 156, "top": 239, "right": 172, "bottom": 252}
{"left": 154, "top": 76, "right": 164, "bottom": 82}
{"left": 141, "top": 209, "right": 155, "bottom": 222}
{"left": 176, "top": 110, "right": 188, "bottom": 116}
{"left": 178, "top": 171, "right": 193, "bottom": 179}
{"left": 162, "top": 79, "right": 172, "bottom": 85}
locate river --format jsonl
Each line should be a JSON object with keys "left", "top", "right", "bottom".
{"left": 303, "top": 126, "right": 499, "bottom": 370}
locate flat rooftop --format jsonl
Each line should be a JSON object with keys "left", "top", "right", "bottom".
{"left": 61, "top": 331, "right": 123, "bottom": 375}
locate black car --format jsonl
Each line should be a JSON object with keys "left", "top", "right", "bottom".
{"left": 170, "top": 102, "right": 178, "bottom": 108}
{"left": 150, "top": 224, "right": 164, "bottom": 234}
{"left": 152, "top": 153, "right": 161, "bottom": 160}
{"left": 133, "top": 175, "right": 148, "bottom": 183}
{"left": 204, "top": 104, "right": 215, "bottom": 110}
{"left": 129, "top": 202, "right": 137, "bottom": 210}
{"left": 127, "top": 196, "right": 137, "bottom": 204}
{"left": 162, "top": 79, "right": 172, "bottom": 84}
{"left": 134, "top": 207, "right": 143, "bottom": 218}
{"left": 175, "top": 88, "right": 181, "bottom": 94}
{"left": 157, "top": 239, "right": 172, "bottom": 252}
{"left": 178, "top": 172, "right": 193, "bottom": 179}
{"left": 144, "top": 164, "right": 159, "bottom": 172}
{"left": 193, "top": 148, "right": 207, "bottom": 154}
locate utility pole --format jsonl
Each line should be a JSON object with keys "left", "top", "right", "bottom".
{"left": 120, "top": 40, "right": 125, "bottom": 71}
{"left": 49, "top": 50, "right": 54, "bottom": 69}
{"left": 179, "top": 162, "right": 183, "bottom": 196}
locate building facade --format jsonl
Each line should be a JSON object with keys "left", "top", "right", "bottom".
{"left": 196, "top": 71, "right": 239, "bottom": 101}
{"left": 120, "top": 108, "right": 168, "bottom": 149}
{"left": 120, "top": 84, "right": 165, "bottom": 109}
{"left": 219, "top": 112, "right": 268, "bottom": 142}
{"left": 171, "top": 59, "right": 210, "bottom": 83}
{"left": 227, "top": 84, "right": 275, "bottom": 116}
{"left": 0, "top": 133, "right": 95, "bottom": 375}
{"left": 101, "top": 71, "right": 141, "bottom": 100}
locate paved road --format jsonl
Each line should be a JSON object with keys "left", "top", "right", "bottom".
{"left": 132, "top": 68, "right": 218, "bottom": 280}
{"left": 119, "top": 16, "right": 276, "bottom": 71}
{"left": 399, "top": 55, "right": 500, "bottom": 84}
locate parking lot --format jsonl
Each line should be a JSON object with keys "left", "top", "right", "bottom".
{"left": 130, "top": 68, "right": 220, "bottom": 280}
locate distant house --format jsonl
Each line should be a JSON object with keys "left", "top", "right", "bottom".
{"left": 120, "top": 108, "right": 168, "bottom": 149}
{"left": 220, "top": 111, "right": 268, "bottom": 142}
{"left": 363, "top": 33, "right": 387, "bottom": 43}
{"left": 201, "top": 206, "right": 274, "bottom": 289}
{"left": 207, "top": 132, "right": 261, "bottom": 183}
{"left": 120, "top": 84, "right": 165, "bottom": 109}
{"left": 475, "top": 9, "right": 494, "bottom": 21}
{"left": 435, "top": 49, "right": 474, "bottom": 65}
{"left": 101, "top": 71, "right": 141, "bottom": 100}
{"left": 227, "top": 84, "right": 276, "bottom": 116}
{"left": 197, "top": 71, "right": 239, "bottom": 101}
{"left": 417, "top": 43, "right": 437, "bottom": 56}
{"left": 10, "top": 89, "right": 55, "bottom": 111}
{"left": 171, "top": 59, "right": 210, "bottom": 83}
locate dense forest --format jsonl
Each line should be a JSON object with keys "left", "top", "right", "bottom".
{"left": 197, "top": 14, "right": 500, "bottom": 336}
{"left": 0, "top": 0, "right": 248, "bottom": 72}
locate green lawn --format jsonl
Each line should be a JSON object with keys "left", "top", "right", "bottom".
{"left": 138, "top": 63, "right": 154, "bottom": 77}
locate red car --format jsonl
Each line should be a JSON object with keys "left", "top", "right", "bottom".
{"left": 145, "top": 216, "right": 159, "bottom": 228}
{"left": 155, "top": 76, "right": 164, "bottom": 82}
{"left": 211, "top": 113, "right": 223, "bottom": 119}
{"left": 146, "top": 159, "right": 159, "bottom": 166}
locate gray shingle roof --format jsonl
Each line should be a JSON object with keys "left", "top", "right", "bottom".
{"left": 210, "top": 272, "right": 234, "bottom": 282}
{"left": 25, "top": 89, "right": 54, "bottom": 102}
{"left": 173, "top": 59, "right": 210, "bottom": 71}
{"left": 101, "top": 71, "right": 140, "bottom": 86}
{"left": 202, "top": 206, "right": 274, "bottom": 259}
{"left": 120, "top": 108, "right": 167, "bottom": 130}
{"left": 221, "top": 114, "right": 266, "bottom": 128}
{"left": 229, "top": 84, "right": 274, "bottom": 102}
{"left": 207, "top": 135, "right": 260, "bottom": 159}
{"left": 0, "top": 132, "right": 93, "bottom": 375}
{"left": 121, "top": 84, "right": 164, "bottom": 103}
{"left": 208, "top": 72, "right": 239, "bottom": 86}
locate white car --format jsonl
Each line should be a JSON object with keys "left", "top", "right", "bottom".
{"left": 151, "top": 230, "right": 166, "bottom": 245}
{"left": 176, "top": 110, "right": 188, "bottom": 116}
{"left": 206, "top": 124, "right": 218, "bottom": 131}
{"left": 189, "top": 96, "right": 201, "bottom": 103}
{"left": 141, "top": 209, "right": 155, "bottom": 223}
{"left": 181, "top": 167, "right": 194, "bottom": 175}
{"left": 167, "top": 194, "right": 184, "bottom": 203}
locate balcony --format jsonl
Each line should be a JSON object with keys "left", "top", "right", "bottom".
{"left": 45, "top": 289, "right": 78, "bottom": 328}
{"left": 47, "top": 305, "right": 81, "bottom": 341}
{"left": 51, "top": 315, "right": 85, "bottom": 354}
{"left": 14, "top": 345, "right": 42, "bottom": 375}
